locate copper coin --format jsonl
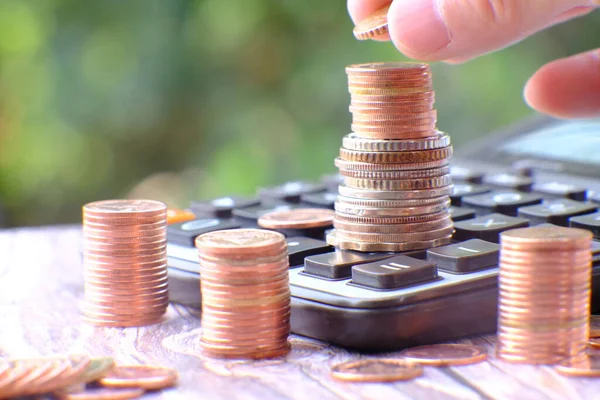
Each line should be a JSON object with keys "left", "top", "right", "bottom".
{"left": 351, "top": 110, "right": 437, "bottom": 121}
{"left": 195, "top": 229, "right": 286, "bottom": 258}
{"left": 555, "top": 355, "right": 600, "bottom": 377}
{"left": 590, "top": 316, "right": 600, "bottom": 337}
{"left": 56, "top": 387, "right": 145, "bottom": 400}
{"left": 198, "top": 249, "right": 287, "bottom": 266}
{"left": 83, "top": 199, "right": 167, "bottom": 216}
{"left": 399, "top": 344, "right": 487, "bottom": 366}
{"left": 200, "top": 342, "right": 290, "bottom": 360}
{"left": 352, "top": 3, "right": 390, "bottom": 40}
{"left": 349, "top": 102, "right": 434, "bottom": 113}
{"left": 258, "top": 208, "right": 334, "bottom": 230}
{"left": 100, "top": 365, "right": 177, "bottom": 390}
{"left": 348, "top": 129, "right": 438, "bottom": 140}
{"left": 589, "top": 338, "right": 600, "bottom": 348}
{"left": 346, "top": 62, "right": 430, "bottom": 76}
{"left": 330, "top": 358, "right": 423, "bottom": 382}
{"left": 73, "top": 357, "right": 115, "bottom": 385}
{"left": 83, "top": 315, "right": 164, "bottom": 327}
{"left": 500, "top": 226, "right": 592, "bottom": 249}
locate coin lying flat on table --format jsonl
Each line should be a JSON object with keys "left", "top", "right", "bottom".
{"left": 100, "top": 365, "right": 178, "bottom": 390}
{"left": 555, "top": 355, "right": 600, "bottom": 377}
{"left": 330, "top": 358, "right": 423, "bottom": 382}
{"left": 352, "top": 3, "right": 390, "bottom": 40}
{"left": 56, "top": 387, "right": 145, "bottom": 400}
{"left": 258, "top": 208, "right": 334, "bottom": 230}
{"left": 398, "top": 344, "right": 488, "bottom": 366}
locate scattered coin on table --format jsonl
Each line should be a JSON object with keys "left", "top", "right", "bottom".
{"left": 330, "top": 358, "right": 423, "bottom": 382}
{"left": 555, "top": 355, "right": 600, "bottom": 377}
{"left": 56, "top": 387, "right": 145, "bottom": 400}
{"left": 100, "top": 365, "right": 178, "bottom": 391}
{"left": 398, "top": 344, "right": 488, "bottom": 366}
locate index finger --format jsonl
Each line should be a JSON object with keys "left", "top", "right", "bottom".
{"left": 348, "top": 0, "right": 393, "bottom": 40}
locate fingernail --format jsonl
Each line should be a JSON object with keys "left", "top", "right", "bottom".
{"left": 390, "top": 0, "right": 451, "bottom": 56}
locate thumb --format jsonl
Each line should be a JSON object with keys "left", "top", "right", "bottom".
{"left": 387, "top": 0, "right": 597, "bottom": 61}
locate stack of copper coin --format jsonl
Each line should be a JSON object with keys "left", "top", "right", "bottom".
{"left": 82, "top": 200, "right": 169, "bottom": 327}
{"left": 496, "top": 226, "right": 593, "bottom": 364}
{"left": 327, "top": 62, "right": 454, "bottom": 252}
{"left": 195, "top": 229, "right": 291, "bottom": 359}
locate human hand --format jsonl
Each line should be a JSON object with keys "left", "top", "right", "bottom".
{"left": 348, "top": 0, "right": 600, "bottom": 119}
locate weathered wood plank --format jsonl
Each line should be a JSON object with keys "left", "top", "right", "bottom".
{"left": 0, "top": 226, "right": 599, "bottom": 400}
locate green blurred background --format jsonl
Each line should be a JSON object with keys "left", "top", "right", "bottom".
{"left": 0, "top": 1, "right": 598, "bottom": 227}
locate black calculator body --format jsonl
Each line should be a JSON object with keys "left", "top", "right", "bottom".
{"left": 166, "top": 114, "right": 600, "bottom": 351}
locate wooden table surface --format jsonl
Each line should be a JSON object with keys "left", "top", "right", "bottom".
{"left": 1, "top": 225, "right": 599, "bottom": 400}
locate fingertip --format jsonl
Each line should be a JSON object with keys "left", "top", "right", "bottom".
{"left": 348, "top": 0, "right": 394, "bottom": 24}
{"left": 525, "top": 50, "right": 600, "bottom": 119}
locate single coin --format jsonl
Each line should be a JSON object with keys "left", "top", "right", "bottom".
{"left": 100, "top": 365, "right": 178, "bottom": 390}
{"left": 330, "top": 358, "right": 423, "bottom": 382}
{"left": 56, "top": 387, "right": 145, "bottom": 400}
{"left": 83, "top": 200, "right": 167, "bottom": 216}
{"left": 338, "top": 166, "right": 450, "bottom": 180}
{"left": 334, "top": 210, "right": 449, "bottom": 225}
{"left": 399, "top": 344, "right": 488, "bottom": 366}
{"left": 555, "top": 355, "right": 600, "bottom": 377}
{"left": 342, "top": 175, "right": 453, "bottom": 191}
{"left": 328, "top": 232, "right": 453, "bottom": 252}
{"left": 339, "top": 184, "right": 454, "bottom": 200}
{"left": 589, "top": 338, "right": 600, "bottom": 348}
{"left": 352, "top": 3, "right": 390, "bottom": 40}
{"left": 500, "top": 226, "right": 592, "bottom": 250}
{"left": 258, "top": 208, "right": 334, "bottom": 230}
{"left": 351, "top": 111, "right": 437, "bottom": 122}
{"left": 74, "top": 357, "right": 115, "bottom": 385}
{"left": 335, "top": 158, "right": 450, "bottom": 171}
{"left": 590, "top": 316, "right": 600, "bottom": 337}
{"left": 194, "top": 228, "right": 286, "bottom": 258}
{"left": 342, "top": 132, "right": 449, "bottom": 151}
{"left": 346, "top": 62, "right": 431, "bottom": 76}
{"left": 340, "top": 147, "right": 452, "bottom": 164}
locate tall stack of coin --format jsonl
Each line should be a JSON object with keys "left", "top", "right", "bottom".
{"left": 497, "top": 226, "right": 592, "bottom": 364}
{"left": 195, "top": 229, "right": 291, "bottom": 359}
{"left": 82, "top": 200, "right": 169, "bottom": 327}
{"left": 327, "top": 62, "right": 454, "bottom": 252}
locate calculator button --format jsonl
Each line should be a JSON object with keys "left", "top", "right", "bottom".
{"left": 462, "top": 191, "right": 543, "bottom": 217}
{"left": 482, "top": 173, "right": 533, "bottom": 192}
{"left": 352, "top": 255, "right": 438, "bottom": 290}
{"left": 450, "top": 166, "right": 484, "bottom": 184}
{"left": 286, "top": 237, "right": 333, "bottom": 268}
{"left": 300, "top": 192, "right": 338, "bottom": 209}
{"left": 532, "top": 182, "right": 587, "bottom": 201}
{"left": 321, "top": 174, "right": 344, "bottom": 192}
{"left": 518, "top": 199, "right": 597, "bottom": 226}
{"left": 304, "top": 250, "right": 394, "bottom": 279}
{"left": 232, "top": 204, "right": 301, "bottom": 224}
{"left": 190, "top": 196, "right": 260, "bottom": 218}
{"left": 593, "top": 241, "right": 600, "bottom": 266}
{"left": 570, "top": 212, "right": 600, "bottom": 240}
{"left": 450, "top": 184, "right": 491, "bottom": 206}
{"left": 166, "top": 209, "right": 196, "bottom": 225}
{"left": 453, "top": 213, "right": 529, "bottom": 243}
{"left": 426, "top": 239, "right": 499, "bottom": 273}
{"left": 167, "top": 219, "right": 240, "bottom": 247}
{"left": 258, "top": 181, "right": 327, "bottom": 203}
{"left": 449, "top": 206, "right": 476, "bottom": 221}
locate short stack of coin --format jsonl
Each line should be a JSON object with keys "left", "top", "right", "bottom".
{"left": 195, "top": 229, "right": 291, "bottom": 359}
{"left": 327, "top": 62, "right": 454, "bottom": 252}
{"left": 82, "top": 200, "right": 169, "bottom": 327}
{"left": 496, "top": 226, "right": 592, "bottom": 364}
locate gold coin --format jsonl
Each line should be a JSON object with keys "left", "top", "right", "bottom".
{"left": 352, "top": 3, "right": 390, "bottom": 40}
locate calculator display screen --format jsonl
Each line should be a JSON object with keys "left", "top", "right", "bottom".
{"left": 500, "top": 119, "right": 600, "bottom": 166}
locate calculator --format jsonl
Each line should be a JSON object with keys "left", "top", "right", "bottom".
{"left": 166, "top": 114, "right": 600, "bottom": 351}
